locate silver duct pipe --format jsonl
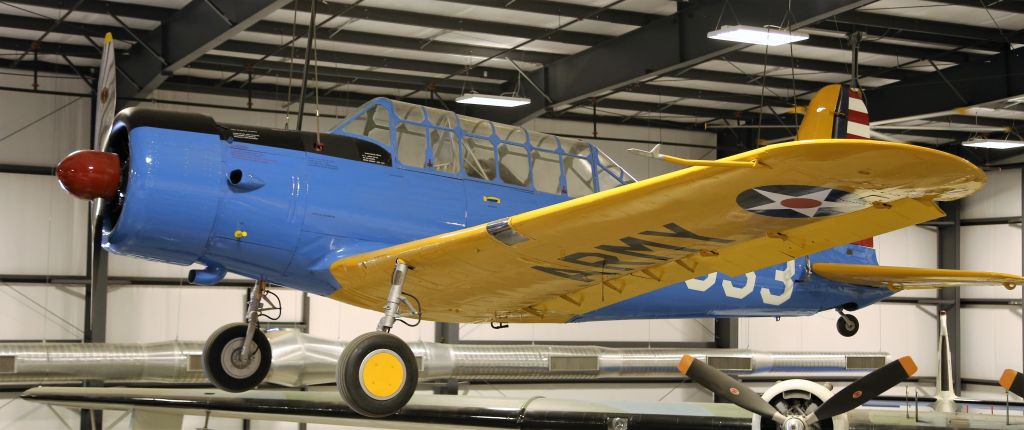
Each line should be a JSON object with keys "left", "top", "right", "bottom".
{"left": 0, "top": 331, "right": 890, "bottom": 387}
{"left": 0, "top": 341, "right": 206, "bottom": 384}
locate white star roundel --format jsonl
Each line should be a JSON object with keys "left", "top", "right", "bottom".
{"left": 736, "top": 185, "right": 870, "bottom": 218}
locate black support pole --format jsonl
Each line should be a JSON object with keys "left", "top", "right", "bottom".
{"left": 295, "top": 0, "right": 317, "bottom": 131}
{"left": 433, "top": 323, "right": 459, "bottom": 395}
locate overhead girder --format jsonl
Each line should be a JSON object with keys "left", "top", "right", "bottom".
{"left": 4, "top": 0, "right": 172, "bottom": 21}
{"left": 282, "top": 0, "right": 608, "bottom": 47}
{"left": 833, "top": 11, "right": 1024, "bottom": 45}
{"left": 245, "top": 20, "right": 564, "bottom": 65}
{"left": 721, "top": 51, "right": 927, "bottom": 81}
{"left": 868, "top": 46, "right": 1024, "bottom": 122}
{"left": 114, "top": 0, "right": 292, "bottom": 99}
{"left": 192, "top": 54, "right": 504, "bottom": 95}
{"left": 437, "top": 0, "right": 662, "bottom": 27}
{"left": 216, "top": 40, "right": 517, "bottom": 82}
{"left": 808, "top": 22, "right": 1008, "bottom": 54}
{"left": 927, "top": 0, "right": 1024, "bottom": 14}
{"left": 464, "top": 0, "right": 880, "bottom": 125}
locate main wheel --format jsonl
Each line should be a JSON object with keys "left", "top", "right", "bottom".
{"left": 202, "top": 323, "right": 272, "bottom": 392}
{"left": 337, "top": 332, "right": 418, "bottom": 418}
{"left": 836, "top": 314, "right": 859, "bottom": 337}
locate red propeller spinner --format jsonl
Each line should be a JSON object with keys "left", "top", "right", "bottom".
{"left": 55, "top": 150, "right": 120, "bottom": 200}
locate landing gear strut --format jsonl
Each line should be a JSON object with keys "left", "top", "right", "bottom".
{"left": 835, "top": 308, "right": 859, "bottom": 337}
{"left": 202, "top": 280, "right": 275, "bottom": 392}
{"left": 337, "top": 259, "right": 420, "bottom": 417}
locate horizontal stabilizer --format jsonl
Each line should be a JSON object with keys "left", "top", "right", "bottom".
{"left": 813, "top": 263, "right": 1024, "bottom": 290}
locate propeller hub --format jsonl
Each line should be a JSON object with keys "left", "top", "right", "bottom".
{"left": 56, "top": 150, "right": 120, "bottom": 200}
{"left": 783, "top": 417, "right": 806, "bottom": 430}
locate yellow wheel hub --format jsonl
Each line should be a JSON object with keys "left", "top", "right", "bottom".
{"left": 359, "top": 350, "right": 406, "bottom": 400}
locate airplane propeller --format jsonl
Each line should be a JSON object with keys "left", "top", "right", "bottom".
{"left": 1000, "top": 369, "right": 1024, "bottom": 397}
{"left": 678, "top": 354, "right": 918, "bottom": 429}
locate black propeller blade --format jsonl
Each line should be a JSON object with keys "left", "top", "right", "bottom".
{"left": 677, "top": 354, "right": 786, "bottom": 424}
{"left": 804, "top": 356, "right": 917, "bottom": 425}
{"left": 1000, "top": 369, "right": 1024, "bottom": 397}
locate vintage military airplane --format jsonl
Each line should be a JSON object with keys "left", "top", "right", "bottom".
{"left": 54, "top": 54, "right": 1024, "bottom": 418}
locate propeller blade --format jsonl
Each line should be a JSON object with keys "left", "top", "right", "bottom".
{"left": 805, "top": 356, "right": 917, "bottom": 425}
{"left": 677, "top": 355, "right": 785, "bottom": 424}
{"left": 1000, "top": 369, "right": 1024, "bottom": 397}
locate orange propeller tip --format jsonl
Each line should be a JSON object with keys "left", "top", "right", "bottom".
{"left": 898, "top": 356, "right": 918, "bottom": 376}
{"left": 678, "top": 355, "right": 695, "bottom": 375}
{"left": 1000, "top": 369, "right": 1017, "bottom": 390}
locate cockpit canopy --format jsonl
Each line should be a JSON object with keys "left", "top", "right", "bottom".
{"left": 334, "top": 97, "right": 635, "bottom": 197}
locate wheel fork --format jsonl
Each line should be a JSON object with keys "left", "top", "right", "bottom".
{"left": 239, "top": 279, "right": 268, "bottom": 365}
{"left": 377, "top": 259, "right": 415, "bottom": 333}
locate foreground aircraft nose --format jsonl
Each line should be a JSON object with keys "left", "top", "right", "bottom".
{"left": 56, "top": 150, "right": 120, "bottom": 200}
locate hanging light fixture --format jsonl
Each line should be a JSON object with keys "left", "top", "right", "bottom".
{"left": 707, "top": 25, "right": 809, "bottom": 46}
{"left": 962, "top": 137, "right": 1024, "bottom": 149}
{"left": 456, "top": 93, "right": 531, "bottom": 107}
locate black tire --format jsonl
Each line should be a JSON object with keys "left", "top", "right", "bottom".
{"left": 837, "top": 314, "right": 859, "bottom": 337}
{"left": 202, "top": 323, "right": 272, "bottom": 392}
{"left": 337, "top": 332, "right": 418, "bottom": 418}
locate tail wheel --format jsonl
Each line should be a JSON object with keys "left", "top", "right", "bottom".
{"left": 202, "top": 323, "right": 271, "bottom": 392}
{"left": 836, "top": 314, "right": 859, "bottom": 337}
{"left": 337, "top": 332, "right": 418, "bottom": 417}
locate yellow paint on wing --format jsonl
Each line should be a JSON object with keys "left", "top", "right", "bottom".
{"left": 329, "top": 139, "right": 985, "bottom": 323}
{"left": 812, "top": 263, "right": 1024, "bottom": 290}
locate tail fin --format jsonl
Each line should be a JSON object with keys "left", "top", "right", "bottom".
{"left": 797, "top": 84, "right": 870, "bottom": 140}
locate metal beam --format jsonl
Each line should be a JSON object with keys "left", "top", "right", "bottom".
{"left": 714, "top": 318, "right": 739, "bottom": 349}
{"left": 470, "top": 0, "right": 879, "bottom": 125}
{"left": 937, "top": 201, "right": 961, "bottom": 394}
{"left": 869, "top": 46, "right": 1024, "bottom": 121}
{"left": 283, "top": 0, "right": 608, "bottom": 47}
{"left": 807, "top": 22, "right": 1008, "bottom": 54}
{"left": 929, "top": 0, "right": 1024, "bottom": 14}
{"left": 5, "top": 0, "right": 173, "bottom": 21}
{"left": 800, "top": 34, "right": 975, "bottom": 63}
{"left": 834, "top": 11, "right": 1024, "bottom": 45}
{"left": 246, "top": 20, "right": 563, "bottom": 65}
{"left": 218, "top": 40, "right": 516, "bottom": 82}
{"left": 159, "top": 75, "right": 442, "bottom": 112}
{"left": 433, "top": 323, "right": 459, "bottom": 395}
{"left": 0, "top": 164, "right": 54, "bottom": 175}
{"left": 192, "top": 54, "right": 503, "bottom": 95}
{"left": 722, "top": 51, "right": 927, "bottom": 81}
{"left": 116, "top": 0, "right": 291, "bottom": 99}
{"left": 437, "top": 0, "right": 663, "bottom": 26}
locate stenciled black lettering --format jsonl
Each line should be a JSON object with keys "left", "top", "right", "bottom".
{"left": 597, "top": 236, "right": 694, "bottom": 260}
{"left": 640, "top": 223, "right": 731, "bottom": 244}
{"left": 531, "top": 266, "right": 604, "bottom": 283}
{"left": 560, "top": 252, "right": 647, "bottom": 271}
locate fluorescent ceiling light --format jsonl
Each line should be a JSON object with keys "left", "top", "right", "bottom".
{"left": 963, "top": 138, "right": 1024, "bottom": 149}
{"left": 707, "top": 25, "right": 809, "bottom": 46}
{"left": 456, "top": 94, "right": 530, "bottom": 107}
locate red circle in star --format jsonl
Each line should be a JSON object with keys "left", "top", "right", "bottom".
{"left": 729, "top": 387, "right": 740, "bottom": 395}
{"left": 852, "top": 390, "right": 863, "bottom": 399}
{"left": 781, "top": 198, "right": 821, "bottom": 209}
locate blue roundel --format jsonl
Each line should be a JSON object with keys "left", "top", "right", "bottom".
{"left": 736, "top": 185, "right": 869, "bottom": 218}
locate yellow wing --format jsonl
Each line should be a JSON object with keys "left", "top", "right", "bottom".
{"left": 813, "top": 263, "right": 1024, "bottom": 290}
{"left": 329, "top": 139, "right": 984, "bottom": 323}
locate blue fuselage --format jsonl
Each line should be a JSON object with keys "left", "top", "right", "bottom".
{"left": 100, "top": 108, "right": 893, "bottom": 323}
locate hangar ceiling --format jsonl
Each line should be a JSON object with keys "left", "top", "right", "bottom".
{"left": 1, "top": 0, "right": 1023, "bottom": 164}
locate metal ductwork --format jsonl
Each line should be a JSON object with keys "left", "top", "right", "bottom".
{"left": 0, "top": 341, "right": 205, "bottom": 384}
{"left": 0, "top": 330, "right": 890, "bottom": 387}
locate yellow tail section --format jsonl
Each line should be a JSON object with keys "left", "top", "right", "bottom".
{"left": 797, "top": 84, "right": 870, "bottom": 140}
